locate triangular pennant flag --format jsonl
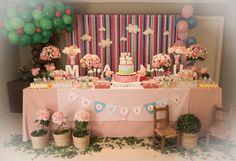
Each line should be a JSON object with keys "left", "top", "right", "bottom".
{"left": 94, "top": 100, "right": 106, "bottom": 113}
{"left": 106, "top": 104, "right": 118, "bottom": 116}
{"left": 103, "top": 64, "right": 111, "bottom": 72}
{"left": 68, "top": 92, "right": 79, "bottom": 102}
{"left": 144, "top": 102, "right": 156, "bottom": 114}
{"left": 120, "top": 106, "right": 130, "bottom": 116}
{"left": 133, "top": 106, "right": 142, "bottom": 116}
{"left": 81, "top": 96, "right": 91, "bottom": 108}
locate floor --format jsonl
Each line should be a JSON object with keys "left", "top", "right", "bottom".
{"left": 0, "top": 113, "right": 235, "bottom": 161}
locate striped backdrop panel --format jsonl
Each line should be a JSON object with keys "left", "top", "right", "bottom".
{"left": 65, "top": 14, "right": 178, "bottom": 73}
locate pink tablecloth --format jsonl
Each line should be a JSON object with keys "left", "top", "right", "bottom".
{"left": 23, "top": 88, "right": 222, "bottom": 142}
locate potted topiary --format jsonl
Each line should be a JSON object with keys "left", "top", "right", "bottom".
{"left": 176, "top": 113, "right": 201, "bottom": 149}
{"left": 52, "top": 112, "right": 71, "bottom": 147}
{"left": 31, "top": 108, "right": 50, "bottom": 149}
{"left": 73, "top": 110, "right": 91, "bottom": 149}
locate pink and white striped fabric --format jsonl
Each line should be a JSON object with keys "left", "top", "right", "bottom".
{"left": 65, "top": 14, "right": 178, "bottom": 74}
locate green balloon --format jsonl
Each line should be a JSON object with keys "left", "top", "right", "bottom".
{"left": 24, "top": 23, "right": 36, "bottom": 35}
{"left": 67, "top": 26, "right": 73, "bottom": 33}
{"left": 11, "top": 17, "right": 25, "bottom": 29}
{"left": 55, "top": 2, "right": 65, "bottom": 13}
{"left": 20, "top": 10, "right": 33, "bottom": 22}
{"left": 43, "top": 8, "right": 55, "bottom": 19}
{"left": 6, "top": 8, "right": 18, "bottom": 18}
{"left": 32, "top": 9, "right": 43, "bottom": 21}
{"left": 52, "top": 18, "right": 63, "bottom": 28}
{"left": 44, "top": 1, "right": 55, "bottom": 10}
{"left": 62, "top": 15, "right": 72, "bottom": 25}
{"left": 34, "top": 21, "right": 40, "bottom": 27}
{"left": 41, "top": 38, "right": 50, "bottom": 43}
{"left": 4, "top": 20, "right": 14, "bottom": 31}
{"left": 28, "top": 0, "right": 40, "bottom": 7}
{"left": 19, "top": 34, "right": 31, "bottom": 46}
{"left": 8, "top": 31, "right": 19, "bottom": 44}
{"left": 65, "top": 5, "right": 75, "bottom": 14}
{"left": 42, "top": 30, "right": 52, "bottom": 38}
{"left": 32, "top": 33, "right": 43, "bottom": 43}
{"left": 40, "top": 18, "right": 52, "bottom": 30}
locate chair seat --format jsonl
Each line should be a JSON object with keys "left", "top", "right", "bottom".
{"left": 209, "top": 126, "right": 231, "bottom": 139}
{"left": 155, "top": 127, "right": 178, "bottom": 138}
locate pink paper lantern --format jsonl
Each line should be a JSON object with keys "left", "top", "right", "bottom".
{"left": 182, "top": 5, "right": 194, "bottom": 19}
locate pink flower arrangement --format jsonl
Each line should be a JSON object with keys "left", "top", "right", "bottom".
{"left": 152, "top": 53, "right": 172, "bottom": 70}
{"left": 45, "top": 63, "right": 56, "bottom": 72}
{"left": 186, "top": 44, "right": 207, "bottom": 61}
{"left": 80, "top": 54, "right": 101, "bottom": 70}
{"left": 168, "top": 45, "right": 188, "bottom": 55}
{"left": 31, "top": 68, "right": 40, "bottom": 76}
{"left": 62, "top": 45, "right": 81, "bottom": 56}
{"left": 36, "top": 108, "right": 50, "bottom": 121}
{"left": 52, "top": 112, "right": 65, "bottom": 126}
{"left": 40, "top": 45, "right": 61, "bottom": 61}
{"left": 74, "top": 110, "right": 91, "bottom": 122}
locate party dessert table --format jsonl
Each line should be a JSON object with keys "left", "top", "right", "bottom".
{"left": 22, "top": 87, "right": 222, "bottom": 142}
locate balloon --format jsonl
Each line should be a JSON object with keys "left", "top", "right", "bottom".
{"left": 19, "top": 34, "right": 31, "bottom": 46}
{"left": 178, "top": 32, "right": 188, "bottom": 41}
{"left": 186, "top": 36, "right": 197, "bottom": 47}
{"left": 34, "top": 21, "right": 40, "bottom": 27}
{"left": 66, "top": 9, "right": 72, "bottom": 15}
{"left": 32, "top": 33, "right": 43, "bottom": 43}
{"left": 55, "top": 11, "right": 62, "bottom": 18}
{"left": 20, "top": 10, "right": 33, "bottom": 22}
{"left": 65, "top": 5, "right": 75, "bottom": 14}
{"left": 32, "top": 9, "right": 43, "bottom": 21}
{"left": 16, "top": 28, "right": 24, "bottom": 35}
{"left": 43, "top": 8, "right": 55, "bottom": 19}
{"left": 42, "top": 30, "right": 52, "bottom": 38}
{"left": 187, "top": 17, "right": 197, "bottom": 30}
{"left": 62, "top": 15, "right": 72, "bottom": 25}
{"left": 176, "top": 20, "right": 189, "bottom": 34}
{"left": 182, "top": 5, "right": 193, "bottom": 19}
{"left": 52, "top": 18, "right": 63, "bottom": 28}
{"left": 24, "top": 23, "right": 36, "bottom": 35}
{"left": 41, "top": 38, "right": 50, "bottom": 43}
{"left": 8, "top": 31, "right": 19, "bottom": 44}
{"left": 6, "top": 8, "right": 17, "bottom": 18}
{"left": 174, "top": 40, "right": 185, "bottom": 47}
{"left": 11, "top": 17, "right": 25, "bottom": 29}
{"left": 4, "top": 20, "right": 14, "bottom": 31}
{"left": 175, "top": 17, "right": 184, "bottom": 26}
{"left": 55, "top": 2, "right": 65, "bottom": 13}
{"left": 36, "top": 27, "right": 42, "bottom": 33}
{"left": 40, "top": 18, "right": 52, "bottom": 30}
{"left": 67, "top": 26, "right": 73, "bottom": 33}
{"left": 28, "top": 0, "right": 40, "bottom": 8}
{"left": 44, "top": 1, "right": 55, "bottom": 9}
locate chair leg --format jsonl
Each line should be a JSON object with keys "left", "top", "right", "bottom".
{"left": 161, "top": 136, "right": 165, "bottom": 153}
{"left": 206, "top": 133, "right": 210, "bottom": 147}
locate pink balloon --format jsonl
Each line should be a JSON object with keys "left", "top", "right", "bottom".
{"left": 178, "top": 32, "right": 188, "bottom": 41}
{"left": 182, "top": 5, "right": 194, "bottom": 19}
{"left": 175, "top": 40, "right": 185, "bottom": 46}
{"left": 176, "top": 20, "right": 189, "bottom": 34}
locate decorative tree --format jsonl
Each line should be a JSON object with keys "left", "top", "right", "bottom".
{"left": 0, "top": 0, "right": 75, "bottom": 79}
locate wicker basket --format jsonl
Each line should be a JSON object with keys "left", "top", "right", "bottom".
{"left": 53, "top": 130, "right": 71, "bottom": 147}
{"left": 72, "top": 134, "right": 90, "bottom": 149}
{"left": 31, "top": 132, "right": 49, "bottom": 149}
{"left": 182, "top": 133, "right": 198, "bottom": 149}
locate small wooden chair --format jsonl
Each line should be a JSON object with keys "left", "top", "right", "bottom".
{"left": 153, "top": 105, "right": 180, "bottom": 153}
{"left": 206, "top": 105, "right": 233, "bottom": 153}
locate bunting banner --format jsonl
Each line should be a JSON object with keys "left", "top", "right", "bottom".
{"left": 65, "top": 14, "right": 178, "bottom": 75}
{"left": 81, "top": 96, "right": 92, "bottom": 108}
{"left": 94, "top": 100, "right": 106, "bottom": 113}
{"left": 144, "top": 102, "right": 157, "bottom": 114}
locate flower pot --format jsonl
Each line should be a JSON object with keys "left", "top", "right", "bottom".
{"left": 72, "top": 133, "right": 90, "bottom": 149}
{"left": 53, "top": 130, "right": 71, "bottom": 147}
{"left": 31, "top": 131, "right": 49, "bottom": 149}
{"left": 182, "top": 133, "right": 198, "bottom": 149}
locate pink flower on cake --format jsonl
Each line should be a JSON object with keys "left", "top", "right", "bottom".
{"left": 74, "top": 110, "right": 91, "bottom": 122}
{"left": 45, "top": 63, "right": 55, "bottom": 72}
{"left": 52, "top": 112, "right": 65, "bottom": 126}
{"left": 31, "top": 68, "right": 40, "bottom": 76}
{"left": 36, "top": 108, "right": 50, "bottom": 121}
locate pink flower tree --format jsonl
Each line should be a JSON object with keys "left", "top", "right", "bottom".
{"left": 73, "top": 110, "right": 91, "bottom": 137}
{"left": 52, "top": 112, "right": 69, "bottom": 135}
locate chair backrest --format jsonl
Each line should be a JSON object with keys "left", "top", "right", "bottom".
{"left": 211, "top": 105, "right": 233, "bottom": 129}
{"left": 153, "top": 105, "right": 170, "bottom": 130}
